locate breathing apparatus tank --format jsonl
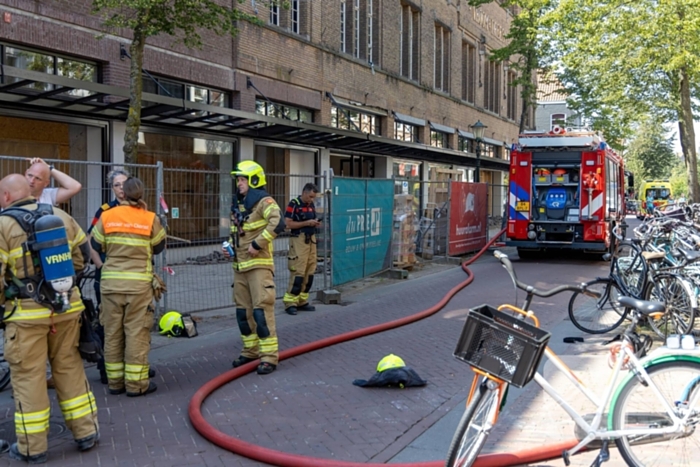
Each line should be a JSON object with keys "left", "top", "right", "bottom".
{"left": 34, "top": 214, "right": 75, "bottom": 309}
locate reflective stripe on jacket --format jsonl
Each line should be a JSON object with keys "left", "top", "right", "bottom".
{"left": 0, "top": 198, "right": 87, "bottom": 324}
{"left": 92, "top": 203, "right": 165, "bottom": 294}
{"left": 230, "top": 196, "right": 281, "bottom": 272}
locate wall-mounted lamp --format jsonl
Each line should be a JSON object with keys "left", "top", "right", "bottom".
{"left": 119, "top": 44, "right": 130, "bottom": 61}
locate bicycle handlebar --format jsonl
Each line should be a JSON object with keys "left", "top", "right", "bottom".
{"left": 493, "top": 250, "right": 595, "bottom": 298}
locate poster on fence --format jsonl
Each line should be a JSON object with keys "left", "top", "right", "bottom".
{"left": 331, "top": 178, "right": 394, "bottom": 286}
{"left": 448, "top": 182, "right": 487, "bottom": 256}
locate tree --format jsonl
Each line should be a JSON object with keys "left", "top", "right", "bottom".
{"left": 544, "top": 0, "right": 700, "bottom": 201}
{"left": 624, "top": 119, "right": 679, "bottom": 195}
{"left": 92, "top": 0, "right": 263, "bottom": 162}
{"left": 469, "top": 0, "right": 555, "bottom": 132}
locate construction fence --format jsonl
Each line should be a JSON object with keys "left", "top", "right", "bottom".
{"left": 0, "top": 155, "right": 505, "bottom": 316}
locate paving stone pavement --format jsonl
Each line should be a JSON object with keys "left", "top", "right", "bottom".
{"left": 0, "top": 249, "right": 657, "bottom": 466}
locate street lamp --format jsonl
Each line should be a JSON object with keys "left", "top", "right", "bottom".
{"left": 470, "top": 120, "right": 487, "bottom": 182}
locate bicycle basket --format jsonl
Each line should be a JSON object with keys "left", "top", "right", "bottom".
{"left": 453, "top": 304, "right": 551, "bottom": 388}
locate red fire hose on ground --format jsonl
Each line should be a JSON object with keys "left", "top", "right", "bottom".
{"left": 189, "top": 228, "right": 582, "bottom": 466}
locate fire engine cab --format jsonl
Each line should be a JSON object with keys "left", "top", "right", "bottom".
{"left": 506, "top": 128, "right": 628, "bottom": 258}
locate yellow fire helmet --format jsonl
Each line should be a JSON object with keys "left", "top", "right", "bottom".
{"left": 231, "top": 160, "right": 266, "bottom": 188}
{"left": 159, "top": 311, "right": 184, "bottom": 337}
{"left": 377, "top": 354, "right": 406, "bottom": 372}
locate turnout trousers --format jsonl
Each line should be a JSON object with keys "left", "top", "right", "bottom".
{"left": 283, "top": 234, "right": 317, "bottom": 308}
{"left": 100, "top": 292, "right": 154, "bottom": 394}
{"left": 233, "top": 268, "right": 278, "bottom": 365}
{"left": 4, "top": 318, "right": 98, "bottom": 457}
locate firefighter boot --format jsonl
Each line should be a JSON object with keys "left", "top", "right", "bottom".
{"left": 76, "top": 432, "right": 99, "bottom": 452}
{"left": 9, "top": 443, "right": 48, "bottom": 464}
{"left": 297, "top": 304, "right": 316, "bottom": 312}
{"left": 286, "top": 306, "right": 298, "bottom": 315}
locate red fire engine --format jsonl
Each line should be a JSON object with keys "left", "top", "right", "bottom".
{"left": 506, "top": 128, "right": 629, "bottom": 257}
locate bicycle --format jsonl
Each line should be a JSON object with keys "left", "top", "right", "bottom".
{"left": 568, "top": 223, "right": 696, "bottom": 336}
{"left": 446, "top": 250, "right": 700, "bottom": 467}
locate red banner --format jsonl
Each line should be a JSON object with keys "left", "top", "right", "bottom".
{"left": 449, "top": 182, "right": 487, "bottom": 256}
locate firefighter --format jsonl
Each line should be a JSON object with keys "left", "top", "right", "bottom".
{"left": 91, "top": 177, "right": 165, "bottom": 397}
{"left": 224, "top": 160, "right": 285, "bottom": 375}
{"left": 0, "top": 174, "right": 98, "bottom": 463}
{"left": 283, "top": 183, "right": 321, "bottom": 315}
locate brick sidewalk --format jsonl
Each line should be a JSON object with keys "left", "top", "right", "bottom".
{"left": 0, "top": 253, "right": 614, "bottom": 466}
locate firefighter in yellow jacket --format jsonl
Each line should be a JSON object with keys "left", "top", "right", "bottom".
{"left": 225, "top": 161, "right": 284, "bottom": 375}
{"left": 91, "top": 177, "right": 165, "bottom": 397}
{"left": 0, "top": 174, "right": 98, "bottom": 463}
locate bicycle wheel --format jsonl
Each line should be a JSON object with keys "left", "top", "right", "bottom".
{"left": 0, "top": 357, "right": 9, "bottom": 391}
{"left": 644, "top": 274, "right": 696, "bottom": 337}
{"left": 568, "top": 278, "right": 627, "bottom": 334}
{"left": 445, "top": 378, "right": 501, "bottom": 467}
{"left": 612, "top": 360, "right": 700, "bottom": 466}
{"left": 613, "top": 242, "right": 646, "bottom": 297}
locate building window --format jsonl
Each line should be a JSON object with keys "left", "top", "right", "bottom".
{"left": 1, "top": 43, "right": 97, "bottom": 96}
{"left": 483, "top": 57, "right": 500, "bottom": 114}
{"left": 434, "top": 23, "right": 450, "bottom": 93}
{"left": 400, "top": 3, "right": 420, "bottom": 81}
{"left": 458, "top": 136, "right": 474, "bottom": 153}
{"left": 430, "top": 130, "right": 448, "bottom": 148}
{"left": 291, "top": 0, "right": 300, "bottom": 33}
{"left": 394, "top": 122, "right": 417, "bottom": 142}
{"left": 143, "top": 77, "right": 230, "bottom": 113}
{"left": 340, "top": 0, "right": 378, "bottom": 62}
{"left": 255, "top": 99, "right": 313, "bottom": 122}
{"left": 462, "top": 41, "right": 476, "bottom": 103}
{"left": 551, "top": 113, "right": 566, "bottom": 129}
{"left": 331, "top": 105, "right": 379, "bottom": 135}
{"left": 507, "top": 71, "right": 518, "bottom": 121}
{"left": 341, "top": 1, "right": 347, "bottom": 53}
{"left": 270, "top": 2, "right": 280, "bottom": 26}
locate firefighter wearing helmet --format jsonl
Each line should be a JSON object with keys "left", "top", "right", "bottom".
{"left": 0, "top": 174, "right": 98, "bottom": 462}
{"left": 225, "top": 160, "right": 285, "bottom": 375}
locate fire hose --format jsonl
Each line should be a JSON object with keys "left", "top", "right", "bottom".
{"left": 189, "top": 227, "right": 584, "bottom": 466}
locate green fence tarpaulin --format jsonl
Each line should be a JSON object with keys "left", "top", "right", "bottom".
{"left": 331, "top": 178, "right": 394, "bottom": 286}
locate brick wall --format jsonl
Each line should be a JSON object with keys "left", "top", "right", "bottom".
{"left": 0, "top": 0, "right": 521, "bottom": 146}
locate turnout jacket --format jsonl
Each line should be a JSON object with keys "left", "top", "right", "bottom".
{"left": 230, "top": 188, "right": 284, "bottom": 273}
{"left": 0, "top": 198, "right": 89, "bottom": 324}
{"left": 91, "top": 201, "right": 166, "bottom": 294}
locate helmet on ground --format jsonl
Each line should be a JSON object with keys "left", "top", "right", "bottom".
{"left": 377, "top": 354, "right": 406, "bottom": 372}
{"left": 231, "top": 160, "right": 266, "bottom": 188}
{"left": 159, "top": 311, "right": 184, "bottom": 337}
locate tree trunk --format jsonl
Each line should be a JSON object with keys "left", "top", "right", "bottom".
{"left": 678, "top": 67, "right": 698, "bottom": 202}
{"left": 123, "top": 28, "right": 146, "bottom": 164}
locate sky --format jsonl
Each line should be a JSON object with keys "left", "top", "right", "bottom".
{"left": 671, "top": 121, "right": 700, "bottom": 155}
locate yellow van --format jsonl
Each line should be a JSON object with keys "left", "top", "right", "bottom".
{"left": 638, "top": 180, "right": 672, "bottom": 217}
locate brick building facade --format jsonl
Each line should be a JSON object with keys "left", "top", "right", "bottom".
{"left": 0, "top": 0, "right": 521, "bottom": 240}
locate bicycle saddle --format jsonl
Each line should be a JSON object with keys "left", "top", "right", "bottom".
{"left": 641, "top": 251, "right": 665, "bottom": 261}
{"left": 618, "top": 296, "right": 666, "bottom": 316}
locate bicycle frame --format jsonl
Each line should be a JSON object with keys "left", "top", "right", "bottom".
{"left": 476, "top": 305, "right": 700, "bottom": 455}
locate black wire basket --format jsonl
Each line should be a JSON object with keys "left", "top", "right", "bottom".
{"left": 454, "top": 304, "right": 551, "bottom": 388}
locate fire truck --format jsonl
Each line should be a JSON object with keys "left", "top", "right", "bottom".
{"left": 506, "top": 128, "right": 630, "bottom": 257}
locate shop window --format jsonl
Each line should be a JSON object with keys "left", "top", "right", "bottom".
{"left": 142, "top": 76, "right": 230, "bottom": 117}
{"left": 1, "top": 43, "right": 97, "bottom": 96}
{"left": 394, "top": 122, "right": 417, "bottom": 142}
{"left": 256, "top": 99, "right": 313, "bottom": 122}
{"left": 430, "top": 130, "right": 448, "bottom": 148}
{"left": 331, "top": 105, "right": 379, "bottom": 135}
